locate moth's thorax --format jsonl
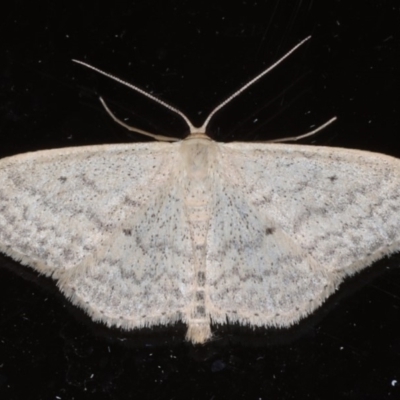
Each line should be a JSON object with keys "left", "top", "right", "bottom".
{"left": 179, "top": 138, "right": 217, "bottom": 235}
{"left": 181, "top": 138, "right": 217, "bottom": 180}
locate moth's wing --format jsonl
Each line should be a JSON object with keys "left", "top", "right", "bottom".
{"left": 0, "top": 143, "right": 195, "bottom": 329}
{"left": 206, "top": 142, "right": 400, "bottom": 327}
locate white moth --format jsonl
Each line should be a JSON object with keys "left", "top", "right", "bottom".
{"left": 1, "top": 37, "right": 399, "bottom": 344}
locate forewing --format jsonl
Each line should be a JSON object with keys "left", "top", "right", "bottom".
{"left": 218, "top": 142, "right": 400, "bottom": 278}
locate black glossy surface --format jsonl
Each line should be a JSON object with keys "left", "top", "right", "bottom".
{"left": 1, "top": 1, "right": 400, "bottom": 399}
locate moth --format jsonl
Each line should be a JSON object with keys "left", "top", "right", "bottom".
{"left": 1, "top": 37, "right": 399, "bottom": 344}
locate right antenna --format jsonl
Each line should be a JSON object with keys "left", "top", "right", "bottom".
{"left": 198, "top": 36, "right": 312, "bottom": 133}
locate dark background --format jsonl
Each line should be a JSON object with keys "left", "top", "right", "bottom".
{"left": 1, "top": 1, "right": 400, "bottom": 399}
